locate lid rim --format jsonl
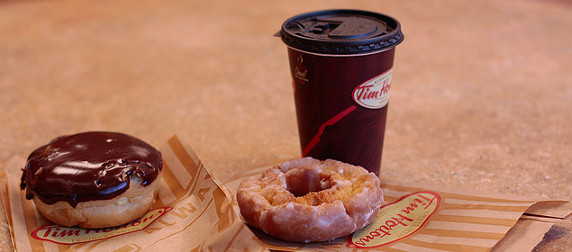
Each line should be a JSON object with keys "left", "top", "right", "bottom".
{"left": 280, "top": 9, "right": 404, "bottom": 55}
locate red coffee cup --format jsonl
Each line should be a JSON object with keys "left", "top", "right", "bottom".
{"left": 278, "top": 9, "right": 404, "bottom": 175}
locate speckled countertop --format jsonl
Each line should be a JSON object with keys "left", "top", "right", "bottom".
{"left": 0, "top": 0, "right": 571, "bottom": 250}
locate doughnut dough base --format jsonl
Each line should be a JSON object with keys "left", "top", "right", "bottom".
{"left": 237, "top": 157, "right": 383, "bottom": 243}
{"left": 34, "top": 174, "right": 161, "bottom": 229}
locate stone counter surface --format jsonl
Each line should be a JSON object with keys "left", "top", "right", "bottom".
{"left": 0, "top": 0, "right": 570, "bottom": 250}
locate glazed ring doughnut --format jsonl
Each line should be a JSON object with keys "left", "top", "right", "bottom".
{"left": 237, "top": 157, "right": 383, "bottom": 243}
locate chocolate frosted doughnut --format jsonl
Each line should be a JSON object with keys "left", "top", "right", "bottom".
{"left": 20, "top": 131, "right": 163, "bottom": 228}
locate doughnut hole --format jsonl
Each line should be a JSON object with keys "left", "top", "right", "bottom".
{"left": 285, "top": 166, "right": 332, "bottom": 197}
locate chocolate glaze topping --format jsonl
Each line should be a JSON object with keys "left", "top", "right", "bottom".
{"left": 20, "top": 132, "right": 162, "bottom": 208}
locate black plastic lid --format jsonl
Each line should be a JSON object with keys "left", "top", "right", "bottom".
{"left": 279, "top": 9, "right": 403, "bottom": 55}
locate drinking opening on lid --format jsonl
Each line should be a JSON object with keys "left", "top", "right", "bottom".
{"left": 279, "top": 9, "right": 403, "bottom": 55}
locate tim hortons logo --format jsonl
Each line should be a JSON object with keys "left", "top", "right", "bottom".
{"left": 352, "top": 68, "right": 393, "bottom": 109}
{"left": 348, "top": 191, "right": 441, "bottom": 248}
{"left": 31, "top": 207, "right": 172, "bottom": 245}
